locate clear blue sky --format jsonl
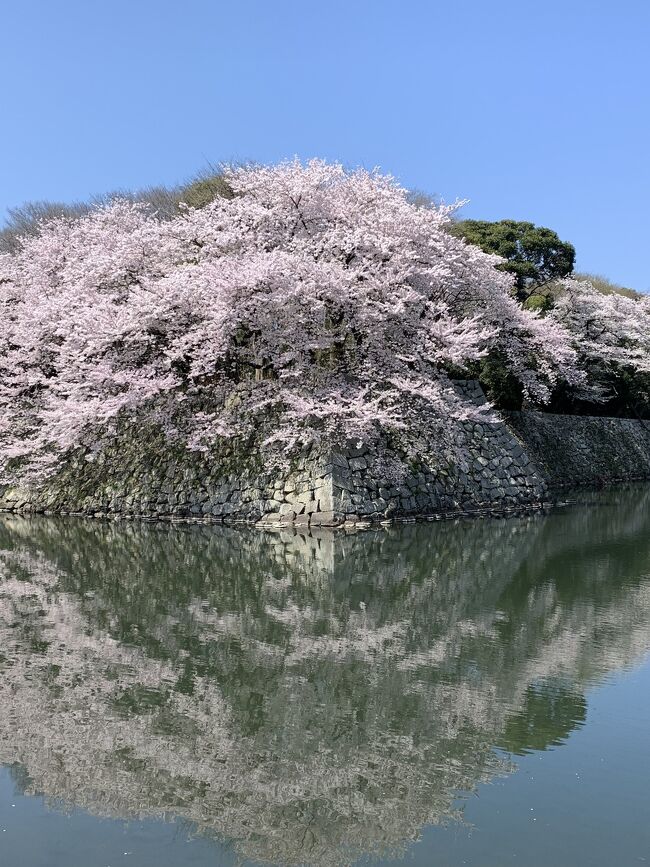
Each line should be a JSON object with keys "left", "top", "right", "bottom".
{"left": 2, "top": 0, "right": 648, "bottom": 290}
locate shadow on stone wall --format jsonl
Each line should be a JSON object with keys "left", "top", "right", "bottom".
{"left": 507, "top": 411, "right": 650, "bottom": 488}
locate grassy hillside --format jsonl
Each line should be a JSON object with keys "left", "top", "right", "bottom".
{"left": 0, "top": 172, "right": 232, "bottom": 253}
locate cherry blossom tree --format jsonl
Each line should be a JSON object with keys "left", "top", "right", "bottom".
{"left": 550, "top": 277, "right": 650, "bottom": 374}
{"left": 0, "top": 160, "right": 582, "bottom": 484}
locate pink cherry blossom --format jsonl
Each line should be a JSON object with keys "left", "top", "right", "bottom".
{"left": 0, "top": 160, "right": 585, "bottom": 483}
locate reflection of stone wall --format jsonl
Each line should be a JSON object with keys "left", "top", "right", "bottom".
{"left": 2, "top": 381, "right": 650, "bottom": 525}
{"left": 0, "top": 489, "right": 649, "bottom": 865}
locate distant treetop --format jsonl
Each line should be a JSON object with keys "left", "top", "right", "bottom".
{"left": 452, "top": 219, "right": 575, "bottom": 301}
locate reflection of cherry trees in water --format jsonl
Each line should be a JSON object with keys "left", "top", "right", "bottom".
{"left": 0, "top": 487, "right": 649, "bottom": 866}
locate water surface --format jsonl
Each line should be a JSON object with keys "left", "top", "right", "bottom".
{"left": 0, "top": 488, "right": 649, "bottom": 866}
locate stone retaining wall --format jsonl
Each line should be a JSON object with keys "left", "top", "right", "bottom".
{"left": 2, "top": 383, "right": 649, "bottom": 528}
{"left": 0, "top": 382, "right": 548, "bottom": 527}
{"left": 506, "top": 411, "right": 650, "bottom": 489}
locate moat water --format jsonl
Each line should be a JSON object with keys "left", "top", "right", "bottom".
{"left": 0, "top": 487, "right": 649, "bottom": 866}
